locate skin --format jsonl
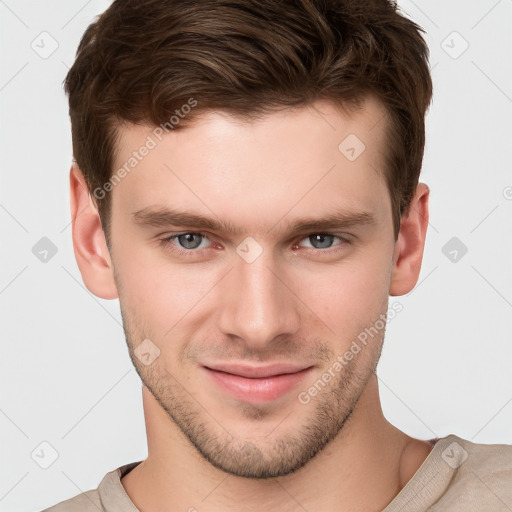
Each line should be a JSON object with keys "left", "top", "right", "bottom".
{"left": 70, "top": 96, "right": 432, "bottom": 511}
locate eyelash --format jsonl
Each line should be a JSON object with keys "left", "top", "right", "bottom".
{"left": 158, "top": 232, "right": 351, "bottom": 257}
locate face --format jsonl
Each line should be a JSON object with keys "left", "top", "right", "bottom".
{"left": 108, "top": 97, "right": 397, "bottom": 478}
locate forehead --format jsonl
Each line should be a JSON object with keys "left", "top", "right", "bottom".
{"left": 111, "top": 97, "right": 391, "bottom": 234}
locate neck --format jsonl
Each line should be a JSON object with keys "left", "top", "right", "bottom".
{"left": 122, "top": 374, "right": 431, "bottom": 511}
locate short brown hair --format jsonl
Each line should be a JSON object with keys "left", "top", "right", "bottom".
{"left": 65, "top": 0, "right": 432, "bottom": 247}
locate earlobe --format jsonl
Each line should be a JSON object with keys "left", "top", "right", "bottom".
{"left": 389, "top": 183, "right": 430, "bottom": 296}
{"left": 69, "top": 165, "right": 119, "bottom": 300}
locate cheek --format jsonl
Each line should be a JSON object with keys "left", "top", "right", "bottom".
{"left": 112, "top": 223, "right": 210, "bottom": 321}
{"left": 296, "top": 249, "right": 392, "bottom": 335}
{"left": 123, "top": 265, "right": 207, "bottom": 323}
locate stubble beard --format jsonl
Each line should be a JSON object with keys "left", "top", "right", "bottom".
{"left": 120, "top": 305, "right": 384, "bottom": 479}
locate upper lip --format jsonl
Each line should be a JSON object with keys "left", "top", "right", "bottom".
{"left": 204, "top": 362, "right": 312, "bottom": 379}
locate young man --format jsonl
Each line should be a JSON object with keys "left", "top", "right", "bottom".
{"left": 45, "top": 0, "right": 511, "bottom": 510}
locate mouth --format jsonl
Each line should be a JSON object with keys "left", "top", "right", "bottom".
{"left": 202, "top": 363, "right": 314, "bottom": 404}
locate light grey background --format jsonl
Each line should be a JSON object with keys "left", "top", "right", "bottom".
{"left": 1, "top": 1, "right": 511, "bottom": 511}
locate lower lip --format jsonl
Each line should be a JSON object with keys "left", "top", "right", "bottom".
{"left": 203, "top": 366, "right": 313, "bottom": 404}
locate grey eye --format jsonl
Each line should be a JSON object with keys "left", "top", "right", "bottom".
{"left": 176, "top": 233, "right": 204, "bottom": 249}
{"left": 307, "top": 234, "right": 337, "bottom": 249}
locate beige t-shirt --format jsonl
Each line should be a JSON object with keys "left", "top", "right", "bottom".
{"left": 42, "top": 434, "right": 512, "bottom": 511}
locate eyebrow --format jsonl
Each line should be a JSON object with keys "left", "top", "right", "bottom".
{"left": 131, "top": 206, "right": 376, "bottom": 236}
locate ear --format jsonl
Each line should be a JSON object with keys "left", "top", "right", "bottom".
{"left": 390, "top": 183, "right": 430, "bottom": 296}
{"left": 70, "top": 165, "right": 118, "bottom": 299}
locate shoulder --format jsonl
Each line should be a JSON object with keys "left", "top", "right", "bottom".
{"left": 433, "top": 434, "right": 512, "bottom": 510}
{"left": 41, "top": 489, "right": 102, "bottom": 512}
{"left": 449, "top": 435, "right": 512, "bottom": 475}
{"left": 386, "top": 434, "right": 512, "bottom": 512}
{"left": 39, "top": 461, "right": 142, "bottom": 512}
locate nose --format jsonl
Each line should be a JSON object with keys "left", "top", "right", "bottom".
{"left": 217, "top": 248, "right": 301, "bottom": 351}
